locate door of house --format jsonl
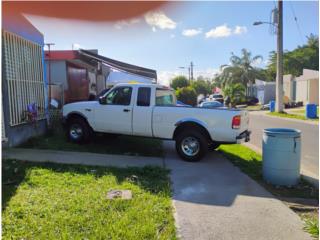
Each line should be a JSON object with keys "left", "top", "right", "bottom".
{"left": 66, "top": 63, "right": 88, "bottom": 103}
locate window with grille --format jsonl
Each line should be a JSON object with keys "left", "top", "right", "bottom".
{"left": 2, "top": 31, "right": 46, "bottom": 126}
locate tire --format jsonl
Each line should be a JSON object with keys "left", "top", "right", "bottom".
{"left": 67, "top": 118, "right": 92, "bottom": 143}
{"left": 208, "top": 142, "right": 220, "bottom": 151}
{"left": 175, "top": 130, "right": 208, "bottom": 162}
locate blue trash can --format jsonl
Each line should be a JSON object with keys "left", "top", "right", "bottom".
{"left": 262, "top": 128, "right": 301, "bottom": 186}
{"left": 270, "top": 101, "right": 275, "bottom": 112}
{"left": 306, "top": 104, "right": 317, "bottom": 119}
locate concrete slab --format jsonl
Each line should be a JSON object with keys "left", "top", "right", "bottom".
{"left": 163, "top": 141, "right": 311, "bottom": 240}
{"left": 3, "top": 148, "right": 164, "bottom": 168}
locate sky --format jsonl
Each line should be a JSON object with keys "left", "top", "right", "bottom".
{"left": 26, "top": 1, "right": 319, "bottom": 86}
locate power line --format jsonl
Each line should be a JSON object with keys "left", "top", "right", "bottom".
{"left": 289, "top": 1, "right": 304, "bottom": 44}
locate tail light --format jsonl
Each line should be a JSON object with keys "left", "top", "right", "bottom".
{"left": 232, "top": 115, "right": 241, "bottom": 129}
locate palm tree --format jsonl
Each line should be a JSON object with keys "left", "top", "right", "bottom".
{"left": 219, "top": 49, "right": 263, "bottom": 95}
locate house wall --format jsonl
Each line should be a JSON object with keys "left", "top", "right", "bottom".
{"left": 283, "top": 75, "right": 294, "bottom": 102}
{"left": 295, "top": 69, "right": 319, "bottom": 105}
{"left": 2, "top": 9, "right": 48, "bottom": 147}
{"left": 295, "top": 80, "right": 308, "bottom": 103}
{"left": 309, "top": 78, "right": 319, "bottom": 105}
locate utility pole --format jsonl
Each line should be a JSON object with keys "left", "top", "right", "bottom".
{"left": 276, "top": 0, "right": 284, "bottom": 112}
{"left": 45, "top": 43, "right": 55, "bottom": 109}
{"left": 190, "top": 61, "right": 194, "bottom": 81}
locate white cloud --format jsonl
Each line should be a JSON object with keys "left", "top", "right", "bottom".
{"left": 114, "top": 18, "right": 140, "bottom": 29}
{"left": 234, "top": 25, "right": 247, "bottom": 35}
{"left": 144, "top": 11, "right": 176, "bottom": 31}
{"left": 205, "top": 24, "right": 248, "bottom": 38}
{"left": 205, "top": 24, "right": 232, "bottom": 38}
{"left": 182, "top": 28, "right": 202, "bottom": 37}
{"left": 72, "top": 43, "right": 82, "bottom": 50}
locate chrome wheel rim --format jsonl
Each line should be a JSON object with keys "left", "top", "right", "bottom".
{"left": 70, "top": 124, "right": 83, "bottom": 140}
{"left": 181, "top": 137, "right": 200, "bottom": 157}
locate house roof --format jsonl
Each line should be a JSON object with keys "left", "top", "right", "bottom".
{"left": 79, "top": 49, "right": 157, "bottom": 80}
{"left": 45, "top": 50, "right": 77, "bottom": 60}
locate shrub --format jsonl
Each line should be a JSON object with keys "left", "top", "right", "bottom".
{"left": 176, "top": 86, "right": 197, "bottom": 106}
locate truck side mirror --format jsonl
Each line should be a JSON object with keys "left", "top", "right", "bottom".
{"left": 98, "top": 96, "right": 106, "bottom": 105}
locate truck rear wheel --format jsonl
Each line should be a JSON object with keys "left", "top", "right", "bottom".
{"left": 67, "top": 118, "right": 92, "bottom": 143}
{"left": 175, "top": 130, "right": 208, "bottom": 162}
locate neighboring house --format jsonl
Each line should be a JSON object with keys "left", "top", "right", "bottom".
{"left": 251, "top": 80, "right": 276, "bottom": 105}
{"left": 45, "top": 49, "right": 109, "bottom": 106}
{"left": 45, "top": 49, "right": 157, "bottom": 106}
{"left": 2, "top": 7, "right": 48, "bottom": 146}
{"left": 295, "top": 69, "right": 319, "bottom": 105}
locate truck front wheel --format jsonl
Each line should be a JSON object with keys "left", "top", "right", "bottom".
{"left": 175, "top": 130, "right": 208, "bottom": 162}
{"left": 67, "top": 118, "right": 92, "bottom": 143}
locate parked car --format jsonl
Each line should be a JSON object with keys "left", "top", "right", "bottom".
{"left": 63, "top": 83, "right": 251, "bottom": 162}
{"left": 235, "top": 96, "right": 259, "bottom": 106}
{"left": 176, "top": 100, "right": 192, "bottom": 107}
{"left": 209, "top": 94, "right": 224, "bottom": 104}
{"left": 244, "top": 96, "right": 259, "bottom": 106}
{"left": 261, "top": 103, "right": 270, "bottom": 110}
{"left": 199, "top": 101, "right": 223, "bottom": 108}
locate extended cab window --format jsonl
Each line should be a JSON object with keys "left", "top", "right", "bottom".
{"left": 137, "top": 87, "right": 151, "bottom": 106}
{"left": 156, "top": 89, "right": 176, "bottom": 106}
{"left": 105, "top": 87, "right": 132, "bottom": 105}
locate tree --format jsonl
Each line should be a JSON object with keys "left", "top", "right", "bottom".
{"left": 265, "top": 34, "right": 319, "bottom": 78}
{"left": 218, "top": 49, "right": 263, "bottom": 94}
{"left": 170, "top": 76, "right": 189, "bottom": 90}
{"left": 191, "top": 76, "right": 213, "bottom": 96}
{"left": 175, "top": 86, "right": 197, "bottom": 106}
{"left": 223, "top": 83, "right": 245, "bottom": 107}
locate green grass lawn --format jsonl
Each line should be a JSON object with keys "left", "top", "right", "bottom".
{"left": 267, "top": 111, "right": 319, "bottom": 121}
{"left": 291, "top": 107, "right": 319, "bottom": 116}
{"left": 19, "top": 131, "right": 163, "bottom": 157}
{"left": 244, "top": 104, "right": 263, "bottom": 111}
{"left": 2, "top": 159, "right": 176, "bottom": 239}
{"left": 302, "top": 213, "right": 319, "bottom": 239}
{"left": 218, "top": 144, "right": 319, "bottom": 238}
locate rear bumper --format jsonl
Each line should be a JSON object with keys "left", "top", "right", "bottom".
{"left": 236, "top": 130, "right": 251, "bottom": 142}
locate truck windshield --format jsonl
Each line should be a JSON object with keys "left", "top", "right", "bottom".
{"left": 156, "top": 88, "right": 176, "bottom": 106}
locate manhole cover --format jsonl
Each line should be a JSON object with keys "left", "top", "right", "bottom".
{"left": 106, "top": 190, "right": 132, "bottom": 200}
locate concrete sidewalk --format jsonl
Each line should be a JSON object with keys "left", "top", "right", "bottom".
{"left": 3, "top": 148, "right": 164, "bottom": 168}
{"left": 163, "top": 141, "right": 311, "bottom": 240}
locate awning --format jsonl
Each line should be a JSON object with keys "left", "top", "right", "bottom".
{"left": 79, "top": 49, "right": 157, "bottom": 80}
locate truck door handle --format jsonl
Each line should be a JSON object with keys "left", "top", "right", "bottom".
{"left": 123, "top": 109, "right": 131, "bottom": 112}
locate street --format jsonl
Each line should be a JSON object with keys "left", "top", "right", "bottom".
{"left": 248, "top": 111, "right": 319, "bottom": 180}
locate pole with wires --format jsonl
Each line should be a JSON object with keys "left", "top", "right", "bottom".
{"left": 276, "top": 0, "right": 284, "bottom": 112}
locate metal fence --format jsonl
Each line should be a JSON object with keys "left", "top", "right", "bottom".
{"left": 2, "top": 30, "right": 46, "bottom": 126}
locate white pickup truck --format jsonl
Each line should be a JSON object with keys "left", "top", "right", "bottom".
{"left": 62, "top": 83, "right": 250, "bottom": 161}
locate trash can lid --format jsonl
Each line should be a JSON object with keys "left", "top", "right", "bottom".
{"left": 263, "top": 128, "right": 301, "bottom": 137}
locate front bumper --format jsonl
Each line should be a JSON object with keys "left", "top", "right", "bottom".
{"left": 236, "top": 130, "right": 251, "bottom": 142}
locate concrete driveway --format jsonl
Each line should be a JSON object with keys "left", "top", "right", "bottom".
{"left": 163, "top": 141, "right": 311, "bottom": 240}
